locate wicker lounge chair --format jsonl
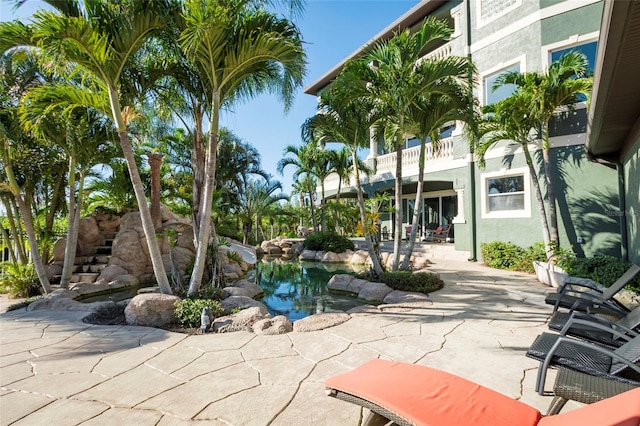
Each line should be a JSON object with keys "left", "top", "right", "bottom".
{"left": 547, "top": 306, "right": 640, "bottom": 348}
{"left": 544, "top": 264, "right": 640, "bottom": 314}
{"left": 547, "top": 368, "right": 639, "bottom": 415}
{"left": 526, "top": 332, "right": 640, "bottom": 395}
{"left": 324, "top": 359, "right": 640, "bottom": 426}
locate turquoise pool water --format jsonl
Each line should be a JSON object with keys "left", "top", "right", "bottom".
{"left": 257, "top": 259, "right": 366, "bottom": 321}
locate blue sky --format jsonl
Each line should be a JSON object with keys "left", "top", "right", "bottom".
{"left": 1, "top": 0, "right": 420, "bottom": 195}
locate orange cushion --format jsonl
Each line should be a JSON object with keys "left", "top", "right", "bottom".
{"left": 325, "top": 359, "right": 542, "bottom": 426}
{"left": 539, "top": 387, "right": 640, "bottom": 426}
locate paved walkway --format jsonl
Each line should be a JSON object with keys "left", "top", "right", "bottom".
{"left": 1, "top": 260, "right": 562, "bottom": 425}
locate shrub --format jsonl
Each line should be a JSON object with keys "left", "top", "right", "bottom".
{"left": 561, "top": 255, "right": 640, "bottom": 291}
{"left": 481, "top": 241, "right": 530, "bottom": 271}
{"left": 359, "top": 270, "right": 444, "bottom": 294}
{"left": 303, "top": 232, "right": 355, "bottom": 253}
{"left": 174, "top": 298, "right": 224, "bottom": 328}
{"left": 0, "top": 263, "right": 42, "bottom": 298}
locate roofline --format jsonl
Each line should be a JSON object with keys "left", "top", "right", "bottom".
{"left": 303, "top": 0, "right": 448, "bottom": 96}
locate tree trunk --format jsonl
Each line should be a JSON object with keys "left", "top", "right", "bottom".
{"left": 0, "top": 225, "right": 18, "bottom": 265}
{"left": 353, "top": 150, "right": 384, "bottom": 276}
{"left": 147, "top": 152, "right": 164, "bottom": 231}
{"left": 60, "top": 155, "right": 79, "bottom": 289}
{"left": 392, "top": 119, "right": 405, "bottom": 272}
{"left": 309, "top": 189, "right": 318, "bottom": 232}
{"left": 542, "top": 144, "right": 559, "bottom": 248}
{"left": 401, "top": 138, "right": 427, "bottom": 270}
{"left": 523, "top": 146, "right": 553, "bottom": 260}
{"left": 108, "top": 86, "right": 172, "bottom": 295}
{"left": 42, "top": 173, "right": 64, "bottom": 263}
{"left": 191, "top": 106, "right": 205, "bottom": 240}
{"left": 320, "top": 182, "right": 326, "bottom": 232}
{"left": 188, "top": 93, "right": 221, "bottom": 296}
{"left": 1, "top": 195, "right": 26, "bottom": 264}
{"left": 5, "top": 196, "right": 27, "bottom": 263}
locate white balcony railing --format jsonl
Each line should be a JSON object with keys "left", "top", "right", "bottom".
{"left": 375, "top": 138, "right": 455, "bottom": 176}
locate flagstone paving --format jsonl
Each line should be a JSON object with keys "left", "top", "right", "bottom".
{"left": 1, "top": 259, "right": 564, "bottom": 425}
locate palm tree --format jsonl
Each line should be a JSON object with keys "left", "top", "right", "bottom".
{"left": 236, "top": 177, "right": 288, "bottom": 244}
{"left": 331, "top": 146, "right": 352, "bottom": 203}
{"left": 278, "top": 142, "right": 319, "bottom": 231}
{"left": 477, "top": 91, "right": 554, "bottom": 258}
{"left": 180, "top": 0, "right": 306, "bottom": 296}
{"left": 400, "top": 89, "right": 471, "bottom": 270}
{"left": 342, "top": 18, "right": 471, "bottom": 271}
{"left": 492, "top": 52, "right": 592, "bottom": 250}
{"left": 489, "top": 51, "right": 592, "bottom": 259}
{"left": 302, "top": 86, "right": 385, "bottom": 276}
{"left": 1, "top": 0, "right": 178, "bottom": 294}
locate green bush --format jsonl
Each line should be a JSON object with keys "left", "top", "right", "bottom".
{"left": 0, "top": 263, "right": 42, "bottom": 298}
{"left": 561, "top": 255, "right": 640, "bottom": 291}
{"left": 481, "top": 241, "right": 531, "bottom": 271}
{"left": 359, "top": 270, "right": 444, "bottom": 294}
{"left": 174, "top": 298, "right": 224, "bottom": 328}
{"left": 303, "top": 232, "right": 355, "bottom": 253}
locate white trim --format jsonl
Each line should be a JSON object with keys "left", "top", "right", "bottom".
{"left": 541, "top": 32, "right": 599, "bottom": 69}
{"left": 480, "top": 167, "right": 531, "bottom": 219}
{"left": 479, "top": 54, "right": 526, "bottom": 106}
{"left": 471, "top": 0, "right": 601, "bottom": 54}
{"left": 476, "top": 0, "right": 522, "bottom": 29}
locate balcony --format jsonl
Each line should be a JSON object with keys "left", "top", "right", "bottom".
{"left": 375, "top": 138, "right": 455, "bottom": 176}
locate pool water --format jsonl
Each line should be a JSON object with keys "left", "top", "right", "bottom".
{"left": 256, "top": 259, "right": 367, "bottom": 321}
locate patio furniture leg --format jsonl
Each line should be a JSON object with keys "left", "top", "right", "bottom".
{"left": 546, "top": 396, "right": 568, "bottom": 415}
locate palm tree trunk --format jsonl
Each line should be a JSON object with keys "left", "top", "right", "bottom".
{"left": 60, "top": 155, "right": 79, "bottom": 289}
{"left": 542, "top": 124, "right": 559, "bottom": 249}
{"left": 309, "top": 189, "right": 318, "bottom": 232}
{"left": 108, "top": 87, "right": 172, "bottom": 295}
{"left": 392, "top": 122, "right": 405, "bottom": 271}
{"left": 523, "top": 147, "right": 553, "bottom": 259}
{"left": 5, "top": 196, "right": 27, "bottom": 263}
{"left": 320, "top": 182, "right": 326, "bottom": 232}
{"left": 147, "top": 152, "right": 164, "bottom": 231}
{"left": 188, "top": 93, "right": 221, "bottom": 296}
{"left": 3, "top": 153, "right": 51, "bottom": 293}
{"left": 192, "top": 107, "right": 205, "bottom": 240}
{"left": 42, "top": 174, "right": 64, "bottom": 263}
{"left": 401, "top": 138, "right": 427, "bottom": 270}
{"left": 0, "top": 223, "right": 18, "bottom": 265}
{"left": 353, "top": 150, "right": 384, "bottom": 276}
{"left": 1, "top": 195, "right": 26, "bottom": 264}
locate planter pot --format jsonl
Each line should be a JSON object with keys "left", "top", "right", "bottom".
{"left": 533, "top": 261, "right": 568, "bottom": 288}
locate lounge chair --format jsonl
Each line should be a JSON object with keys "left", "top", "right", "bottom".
{"left": 425, "top": 224, "right": 451, "bottom": 243}
{"left": 547, "top": 306, "right": 640, "bottom": 348}
{"left": 548, "top": 368, "right": 639, "bottom": 415}
{"left": 526, "top": 332, "right": 640, "bottom": 395}
{"left": 544, "top": 264, "right": 640, "bottom": 313}
{"left": 324, "top": 359, "right": 640, "bottom": 426}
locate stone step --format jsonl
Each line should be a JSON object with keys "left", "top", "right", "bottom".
{"left": 95, "top": 246, "right": 112, "bottom": 255}
{"left": 71, "top": 272, "right": 100, "bottom": 283}
{"left": 73, "top": 264, "right": 107, "bottom": 273}
{"left": 94, "top": 255, "right": 111, "bottom": 264}
{"left": 104, "top": 239, "right": 114, "bottom": 247}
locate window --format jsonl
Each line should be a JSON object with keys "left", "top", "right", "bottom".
{"left": 481, "top": 168, "right": 530, "bottom": 218}
{"left": 550, "top": 40, "right": 597, "bottom": 103}
{"left": 487, "top": 175, "right": 524, "bottom": 212}
{"left": 484, "top": 63, "right": 520, "bottom": 106}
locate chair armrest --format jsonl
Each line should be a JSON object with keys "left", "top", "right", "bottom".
{"left": 558, "top": 277, "right": 602, "bottom": 294}
{"left": 560, "top": 318, "right": 636, "bottom": 342}
{"left": 567, "top": 294, "right": 629, "bottom": 316}
{"left": 537, "top": 336, "right": 640, "bottom": 395}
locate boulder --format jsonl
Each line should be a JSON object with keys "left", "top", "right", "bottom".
{"left": 119, "top": 212, "right": 143, "bottom": 231}
{"left": 97, "top": 265, "right": 128, "bottom": 282}
{"left": 220, "top": 296, "right": 269, "bottom": 315}
{"left": 358, "top": 282, "right": 393, "bottom": 303}
{"left": 299, "top": 250, "right": 317, "bottom": 261}
{"left": 265, "top": 245, "right": 283, "bottom": 255}
{"left": 327, "top": 274, "right": 355, "bottom": 292}
{"left": 314, "top": 251, "right": 326, "bottom": 261}
{"left": 45, "top": 263, "right": 63, "bottom": 280}
{"left": 70, "top": 281, "right": 111, "bottom": 296}
{"left": 321, "top": 252, "right": 341, "bottom": 263}
{"left": 228, "top": 279, "right": 263, "bottom": 298}
{"left": 289, "top": 243, "right": 304, "bottom": 257}
{"left": 51, "top": 238, "right": 68, "bottom": 262}
{"left": 351, "top": 250, "right": 369, "bottom": 264}
{"left": 124, "top": 293, "right": 180, "bottom": 327}
{"left": 77, "top": 217, "right": 103, "bottom": 251}
{"left": 252, "top": 315, "right": 293, "bottom": 335}
{"left": 213, "top": 306, "right": 270, "bottom": 333}
{"left": 347, "top": 278, "right": 370, "bottom": 294}
{"left": 293, "top": 312, "right": 351, "bottom": 332}
{"left": 109, "top": 229, "right": 148, "bottom": 277}
{"left": 223, "top": 286, "right": 255, "bottom": 298}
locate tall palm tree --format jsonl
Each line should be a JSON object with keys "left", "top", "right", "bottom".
{"left": 278, "top": 143, "right": 319, "bottom": 231}
{"left": 302, "top": 86, "right": 385, "bottom": 276}
{"left": 477, "top": 91, "right": 554, "bottom": 258}
{"left": 400, "top": 89, "right": 471, "bottom": 270}
{"left": 1, "top": 0, "right": 178, "bottom": 294}
{"left": 180, "top": 0, "right": 306, "bottom": 296}
{"left": 331, "top": 146, "right": 352, "bottom": 203}
{"left": 342, "top": 18, "right": 471, "bottom": 271}
{"left": 492, "top": 51, "right": 592, "bottom": 254}
{"left": 236, "top": 177, "right": 288, "bottom": 244}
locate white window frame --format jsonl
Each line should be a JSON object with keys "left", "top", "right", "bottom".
{"left": 479, "top": 55, "right": 526, "bottom": 106}
{"left": 541, "top": 32, "right": 599, "bottom": 69}
{"left": 481, "top": 167, "right": 531, "bottom": 219}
